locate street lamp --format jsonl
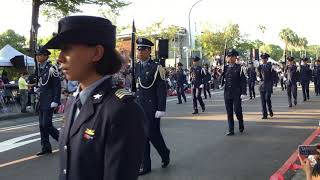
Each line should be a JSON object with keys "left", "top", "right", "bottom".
{"left": 183, "top": 46, "right": 189, "bottom": 69}
{"left": 188, "top": 0, "right": 204, "bottom": 57}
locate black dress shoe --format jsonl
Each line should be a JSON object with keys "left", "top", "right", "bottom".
{"left": 162, "top": 150, "right": 170, "bottom": 168}
{"left": 239, "top": 127, "right": 244, "bottom": 133}
{"left": 288, "top": 104, "right": 292, "bottom": 108}
{"left": 192, "top": 110, "right": 198, "bottom": 114}
{"left": 269, "top": 112, "right": 273, "bottom": 117}
{"left": 36, "top": 149, "right": 52, "bottom": 156}
{"left": 139, "top": 167, "right": 151, "bottom": 176}
{"left": 177, "top": 102, "right": 182, "bottom": 104}
{"left": 294, "top": 101, "right": 297, "bottom": 106}
{"left": 202, "top": 106, "right": 205, "bottom": 112}
{"left": 161, "top": 158, "right": 170, "bottom": 168}
{"left": 261, "top": 116, "right": 268, "bottom": 119}
{"left": 226, "top": 132, "right": 234, "bottom": 136}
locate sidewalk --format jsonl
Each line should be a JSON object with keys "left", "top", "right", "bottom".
{"left": 0, "top": 104, "right": 36, "bottom": 121}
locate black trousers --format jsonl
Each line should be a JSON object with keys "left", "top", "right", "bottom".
{"left": 224, "top": 97, "right": 244, "bottom": 132}
{"left": 248, "top": 81, "right": 255, "bottom": 98}
{"left": 38, "top": 109, "right": 59, "bottom": 150}
{"left": 176, "top": 86, "right": 186, "bottom": 103}
{"left": 301, "top": 81, "right": 310, "bottom": 100}
{"left": 260, "top": 91, "right": 272, "bottom": 117}
{"left": 315, "top": 81, "right": 320, "bottom": 95}
{"left": 280, "top": 79, "right": 286, "bottom": 91}
{"left": 203, "top": 82, "right": 211, "bottom": 98}
{"left": 192, "top": 87, "right": 205, "bottom": 110}
{"left": 143, "top": 116, "right": 170, "bottom": 169}
{"left": 287, "top": 82, "right": 297, "bottom": 105}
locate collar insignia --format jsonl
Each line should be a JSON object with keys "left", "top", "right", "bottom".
{"left": 93, "top": 93, "right": 103, "bottom": 100}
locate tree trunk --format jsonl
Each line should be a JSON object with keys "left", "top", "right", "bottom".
{"left": 29, "top": 0, "right": 41, "bottom": 56}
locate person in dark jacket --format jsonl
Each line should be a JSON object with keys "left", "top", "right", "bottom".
{"left": 190, "top": 56, "right": 205, "bottom": 114}
{"left": 175, "top": 62, "right": 187, "bottom": 104}
{"left": 300, "top": 57, "right": 312, "bottom": 101}
{"left": 203, "top": 63, "right": 212, "bottom": 99}
{"left": 313, "top": 59, "right": 320, "bottom": 96}
{"left": 221, "top": 49, "right": 247, "bottom": 136}
{"left": 43, "top": 15, "right": 146, "bottom": 180}
{"left": 257, "top": 53, "right": 274, "bottom": 119}
{"left": 35, "top": 48, "right": 61, "bottom": 156}
{"left": 247, "top": 61, "right": 256, "bottom": 99}
{"left": 134, "top": 37, "right": 170, "bottom": 175}
{"left": 285, "top": 56, "right": 299, "bottom": 107}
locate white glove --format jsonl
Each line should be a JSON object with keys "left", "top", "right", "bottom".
{"left": 155, "top": 111, "right": 166, "bottom": 118}
{"left": 50, "top": 102, "right": 59, "bottom": 108}
{"left": 199, "top": 84, "right": 204, "bottom": 88}
{"left": 283, "top": 77, "right": 287, "bottom": 81}
{"left": 34, "top": 87, "right": 39, "bottom": 92}
{"left": 219, "top": 84, "right": 225, "bottom": 89}
{"left": 257, "top": 77, "right": 261, "bottom": 81}
{"left": 240, "top": 94, "right": 247, "bottom": 100}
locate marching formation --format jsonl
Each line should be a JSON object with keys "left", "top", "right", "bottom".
{"left": 21, "top": 15, "right": 320, "bottom": 180}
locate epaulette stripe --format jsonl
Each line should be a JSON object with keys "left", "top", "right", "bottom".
{"left": 114, "top": 89, "right": 132, "bottom": 99}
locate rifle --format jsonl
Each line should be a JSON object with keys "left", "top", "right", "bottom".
{"left": 220, "top": 44, "right": 227, "bottom": 87}
{"left": 131, "top": 20, "right": 136, "bottom": 92}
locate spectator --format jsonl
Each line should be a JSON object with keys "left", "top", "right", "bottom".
{"left": 299, "top": 149, "right": 320, "bottom": 180}
{"left": 66, "top": 80, "right": 78, "bottom": 93}
{"left": 18, "top": 72, "right": 31, "bottom": 113}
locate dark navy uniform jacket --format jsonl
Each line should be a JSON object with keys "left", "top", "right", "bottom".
{"left": 313, "top": 65, "right": 320, "bottom": 83}
{"left": 135, "top": 59, "right": 167, "bottom": 115}
{"left": 222, "top": 64, "right": 247, "bottom": 99}
{"left": 38, "top": 62, "right": 61, "bottom": 110}
{"left": 285, "top": 64, "right": 299, "bottom": 84}
{"left": 300, "top": 64, "right": 312, "bottom": 82}
{"left": 203, "top": 68, "right": 211, "bottom": 83}
{"left": 59, "top": 77, "right": 146, "bottom": 180}
{"left": 190, "top": 66, "right": 204, "bottom": 88}
{"left": 175, "top": 69, "right": 187, "bottom": 88}
{"left": 257, "top": 63, "right": 274, "bottom": 92}
{"left": 247, "top": 67, "right": 257, "bottom": 82}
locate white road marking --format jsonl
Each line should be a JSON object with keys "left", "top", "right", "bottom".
{"left": 0, "top": 118, "right": 63, "bottom": 133}
{"left": 0, "top": 132, "right": 40, "bottom": 152}
{"left": 0, "top": 128, "right": 61, "bottom": 153}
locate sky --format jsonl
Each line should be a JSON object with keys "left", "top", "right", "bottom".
{"left": 0, "top": 0, "right": 319, "bottom": 47}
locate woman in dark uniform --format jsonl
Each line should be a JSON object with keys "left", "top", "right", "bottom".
{"left": 44, "top": 15, "right": 146, "bottom": 180}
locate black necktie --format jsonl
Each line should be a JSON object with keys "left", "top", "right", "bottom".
{"left": 75, "top": 95, "right": 82, "bottom": 110}
{"left": 71, "top": 95, "right": 82, "bottom": 125}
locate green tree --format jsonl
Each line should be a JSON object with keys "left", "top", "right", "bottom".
{"left": 298, "top": 37, "right": 308, "bottom": 57}
{"left": 224, "top": 23, "right": 241, "bottom": 48}
{"left": 279, "top": 28, "right": 296, "bottom": 57}
{"left": 29, "top": 0, "right": 130, "bottom": 56}
{"left": 0, "top": 30, "right": 27, "bottom": 53}
{"left": 260, "top": 44, "right": 284, "bottom": 61}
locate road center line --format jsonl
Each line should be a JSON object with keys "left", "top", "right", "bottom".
{"left": 0, "top": 149, "right": 59, "bottom": 169}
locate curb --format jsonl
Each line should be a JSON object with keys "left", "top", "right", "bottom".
{"left": 270, "top": 128, "right": 320, "bottom": 180}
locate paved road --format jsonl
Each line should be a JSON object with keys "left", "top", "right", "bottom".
{"left": 0, "top": 85, "right": 319, "bottom": 180}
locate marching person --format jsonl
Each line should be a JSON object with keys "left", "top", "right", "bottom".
{"left": 221, "top": 49, "right": 247, "bottom": 136}
{"left": 257, "top": 53, "right": 274, "bottom": 119}
{"left": 247, "top": 61, "right": 256, "bottom": 99}
{"left": 313, "top": 59, "right": 320, "bottom": 96}
{"left": 35, "top": 48, "right": 61, "bottom": 156}
{"left": 300, "top": 57, "right": 312, "bottom": 101}
{"left": 44, "top": 16, "right": 146, "bottom": 180}
{"left": 190, "top": 56, "right": 205, "bottom": 114}
{"left": 135, "top": 37, "right": 170, "bottom": 175}
{"left": 284, "top": 56, "right": 299, "bottom": 107}
{"left": 175, "top": 62, "right": 187, "bottom": 104}
{"left": 203, "top": 63, "right": 212, "bottom": 99}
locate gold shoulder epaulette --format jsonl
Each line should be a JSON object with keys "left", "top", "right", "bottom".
{"left": 114, "top": 89, "right": 133, "bottom": 100}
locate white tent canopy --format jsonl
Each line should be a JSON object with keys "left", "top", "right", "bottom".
{"left": 0, "top": 44, "right": 35, "bottom": 67}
